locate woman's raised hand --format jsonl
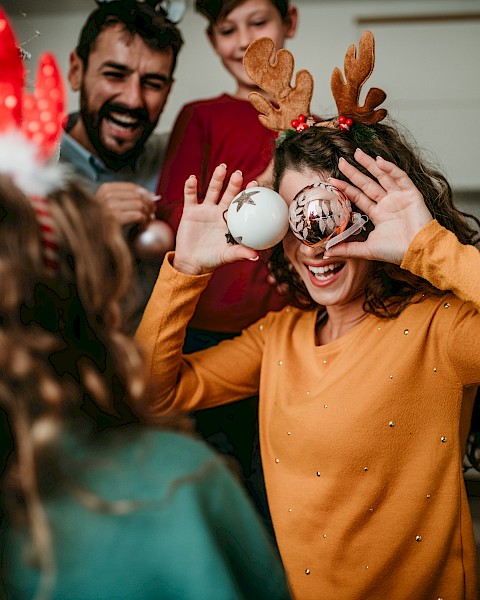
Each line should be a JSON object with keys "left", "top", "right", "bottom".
{"left": 173, "top": 164, "right": 260, "bottom": 275}
{"left": 327, "top": 149, "right": 433, "bottom": 265}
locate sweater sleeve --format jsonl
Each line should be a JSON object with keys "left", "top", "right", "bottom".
{"left": 401, "top": 219, "right": 480, "bottom": 384}
{"left": 156, "top": 104, "right": 207, "bottom": 231}
{"left": 135, "top": 253, "right": 264, "bottom": 420}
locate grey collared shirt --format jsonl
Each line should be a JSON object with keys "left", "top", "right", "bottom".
{"left": 59, "top": 113, "right": 169, "bottom": 332}
{"left": 59, "top": 113, "right": 168, "bottom": 194}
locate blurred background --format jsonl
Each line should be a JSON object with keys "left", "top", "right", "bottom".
{"left": 2, "top": 0, "right": 479, "bottom": 199}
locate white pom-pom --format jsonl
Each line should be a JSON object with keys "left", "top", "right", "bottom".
{"left": 0, "top": 129, "right": 66, "bottom": 196}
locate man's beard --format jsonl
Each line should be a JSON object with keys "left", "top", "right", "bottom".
{"left": 80, "top": 91, "right": 156, "bottom": 171}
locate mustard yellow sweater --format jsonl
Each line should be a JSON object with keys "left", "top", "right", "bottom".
{"left": 136, "top": 220, "right": 479, "bottom": 600}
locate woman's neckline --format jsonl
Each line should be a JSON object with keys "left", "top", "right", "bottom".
{"left": 314, "top": 308, "right": 371, "bottom": 347}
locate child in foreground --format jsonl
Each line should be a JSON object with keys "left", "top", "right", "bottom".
{"left": 0, "top": 11, "right": 290, "bottom": 599}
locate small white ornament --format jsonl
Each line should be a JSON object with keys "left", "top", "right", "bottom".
{"left": 226, "top": 186, "right": 289, "bottom": 250}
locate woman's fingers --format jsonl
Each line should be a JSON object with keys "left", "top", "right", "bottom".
{"left": 202, "top": 165, "right": 246, "bottom": 208}
{"left": 329, "top": 177, "right": 375, "bottom": 215}
{"left": 353, "top": 150, "right": 399, "bottom": 193}
{"left": 183, "top": 174, "right": 198, "bottom": 206}
{"left": 354, "top": 149, "right": 416, "bottom": 193}
{"left": 374, "top": 155, "right": 418, "bottom": 192}
{"left": 324, "top": 240, "right": 373, "bottom": 261}
{"left": 338, "top": 155, "right": 387, "bottom": 203}
{"left": 218, "top": 170, "right": 244, "bottom": 208}
{"left": 224, "top": 244, "right": 260, "bottom": 264}
{"left": 336, "top": 150, "right": 418, "bottom": 213}
{"left": 204, "top": 163, "right": 228, "bottom": 204}
{"left": 184, "top": 165, "right": 259, "bottom": 214}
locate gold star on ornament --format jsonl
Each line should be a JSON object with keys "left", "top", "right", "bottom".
{"left": 232, "top": 189, "right": 259, "bottom": 212}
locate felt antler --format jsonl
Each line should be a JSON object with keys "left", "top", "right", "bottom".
{"left": 245, "top": 31, "right": 387, "bottom": 134}
{"left": 330, "top": 30, "right": 387, "bottom": 125}
{"left": 243, "top": 37, "right": 314, "bottom": 131}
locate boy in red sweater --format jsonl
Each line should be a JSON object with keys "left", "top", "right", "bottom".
{"left": 156, "top": 0, "right": 298, "bottom": 536}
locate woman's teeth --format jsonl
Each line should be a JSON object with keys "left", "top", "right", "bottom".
{"left": 308, "top": 263, "right": 342, "bottom": 280}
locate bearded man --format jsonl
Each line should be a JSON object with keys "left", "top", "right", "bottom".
{"left": 60, "top": 0, "right": 183, "bottom": 330}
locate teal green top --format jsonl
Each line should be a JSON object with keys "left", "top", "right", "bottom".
{"left": 5, "top": 427, "right": 290, "bottom": 599}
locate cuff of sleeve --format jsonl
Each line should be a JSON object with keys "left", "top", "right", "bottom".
{"left": 400, "top": 220, "right": 446, "bottom": 277}
{"left": 161, "top": 251, "right": 213, "bottom": 291}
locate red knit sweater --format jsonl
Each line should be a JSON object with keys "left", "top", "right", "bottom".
{"left": 156, "top": 94, "right": 287, "bottom": 332}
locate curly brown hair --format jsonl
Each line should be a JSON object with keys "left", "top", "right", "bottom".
{"left": 0, "top": 175, "right": 186, "bottom": 598}
{"left": 0, "top": 175, "right": 145, "bottom": 427}
{"left": 270, "top": 121, "right": 480, "bottom": 317}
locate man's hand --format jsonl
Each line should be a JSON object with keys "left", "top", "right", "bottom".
{"left": 95, "top": 182, "right": 157, "bottom": 226}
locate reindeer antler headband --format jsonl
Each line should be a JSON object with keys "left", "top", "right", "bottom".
{"left": 244, "top": 30, "right": 387, "bottom": 138}
{"left": 0, "top": 9, "right": 66, "bottom": 271}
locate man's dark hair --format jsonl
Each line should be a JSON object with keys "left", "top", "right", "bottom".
{"left": 76, "top": 0, "right": 184, "bottom": 78}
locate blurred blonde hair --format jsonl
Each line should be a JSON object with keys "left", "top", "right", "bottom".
{"left": 0, "top": 174, "right": 168, "bottom": 598}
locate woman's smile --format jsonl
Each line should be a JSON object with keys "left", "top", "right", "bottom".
{"left": 306, "top": 260, "right": 346, "bottom": 285}
{"left": 279, "top": 167, "right": 372, "bottom": 311}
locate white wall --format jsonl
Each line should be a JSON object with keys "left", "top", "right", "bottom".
{"left": 4, "top": 0, "right": 480, "bottom": 191}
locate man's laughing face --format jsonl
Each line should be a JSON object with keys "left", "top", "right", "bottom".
{"left": 69, "top": 23, "right": 173, "bottom": 170}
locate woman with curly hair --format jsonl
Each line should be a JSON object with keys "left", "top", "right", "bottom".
{"left": 134, "top": 36, "right": 480, "bottom": 597}
{"left": 0, "top": 172, "right": 290, "bottom": 600}
{"left": 269, "top": 122, "right": 480, "bottom": 316}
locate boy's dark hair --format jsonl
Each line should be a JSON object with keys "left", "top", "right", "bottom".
{"left": 76, "top": 0, "right": 184, "bottom": 77}
{"left": 196, "top": 0, "right": 289, "bottom": 28}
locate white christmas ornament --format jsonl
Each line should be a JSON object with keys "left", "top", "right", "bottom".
{"left": 226, "top": 187, "right": 289, "bottom": 250}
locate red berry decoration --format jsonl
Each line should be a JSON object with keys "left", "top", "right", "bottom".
{"left": 338, "top": 115, "right": 353, "bottom": 131}
{"left": 291, "top": 114, "right": 311, "bottom": 132}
